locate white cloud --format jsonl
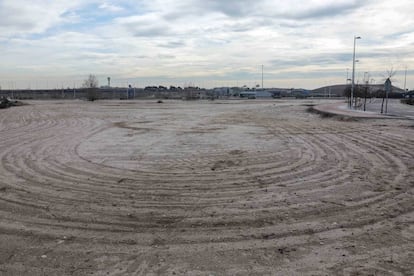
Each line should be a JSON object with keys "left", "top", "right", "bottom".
{"left": 99, "top": 2, "right": 124, "bottom": 12}
{"left": 1, "top": 0, "right": 414, "bottom": 89}
{"left": 0, "top": 0, "right": 88, "bottom": 37}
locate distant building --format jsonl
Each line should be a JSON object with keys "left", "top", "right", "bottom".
{"left": 239, "top": 91, "right": 257, "bottom": 99}
{"left": 255, "top": 90, "right": 273, "bottom": 98}
{"left": 213, "top": 87, "right": 230, "bottom": 97}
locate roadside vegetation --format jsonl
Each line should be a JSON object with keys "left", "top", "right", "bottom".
{"left": 0, "top": 97, "right": 24, "bottom": 109}
{"left": 401, "top": 98, "right": 414, "bottom": 105}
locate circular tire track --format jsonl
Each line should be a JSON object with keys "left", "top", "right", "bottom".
{"left": 0, "top": 100, "right": 413, "bottom": 275}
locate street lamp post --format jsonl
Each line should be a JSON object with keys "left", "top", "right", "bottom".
{"left": 351, "top": 35, "right": 361, "bottom": 109}
{"left": 346, "top": 68, "right": 350, "bottom": 84}
{"left": 404, "top": 65, "right": 407, "bottom": 92}
{"left": 261, "top": 64, "right": 264, "bottom": 90}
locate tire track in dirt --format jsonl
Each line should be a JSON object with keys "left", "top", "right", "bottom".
{"left": 0, "top": 104, "right": 410, "bottom": 234}
{"left": 0, "top": 100, "right": 413, "bottom": 275}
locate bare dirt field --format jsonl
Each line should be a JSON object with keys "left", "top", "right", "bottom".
{"left": 0, "top": 99, "right": 413, "bottom": 275}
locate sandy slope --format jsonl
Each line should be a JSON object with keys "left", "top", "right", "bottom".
{"left": 0, "top": 99, "right": 413, "bottom": 275}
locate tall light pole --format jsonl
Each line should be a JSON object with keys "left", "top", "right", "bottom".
{"left": 404, "top": 65, "right": 407, "bottom": 92}
{"left": 351, "top": 35, "right": 361, "bottom": 109}
{"left": 346, "top": 68, "right": 349, "bottom": 84}
{"left": 261, "top": 64, "right": 264, "bottom": 89}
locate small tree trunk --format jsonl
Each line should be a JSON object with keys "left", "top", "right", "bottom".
{"left": 364, "top": 87, "right": 367, "bottom": 111}
{"left": 385, "top": 89, "right": 389, "bottom": 114}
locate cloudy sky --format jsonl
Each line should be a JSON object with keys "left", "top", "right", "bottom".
{"left": 0, "top": 0, "right": 413, "bottom": 89}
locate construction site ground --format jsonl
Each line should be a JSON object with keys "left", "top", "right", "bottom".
{"left": 0, "top": 99, "right": 413, "bottom": 275}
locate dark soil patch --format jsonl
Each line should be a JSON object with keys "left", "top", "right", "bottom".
{"left": 306, "top": 106, "right": 359, "bottom": 121}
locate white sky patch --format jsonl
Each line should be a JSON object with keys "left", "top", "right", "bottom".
{"left": 0, "top": 0, "right": 413, "bottom": 89}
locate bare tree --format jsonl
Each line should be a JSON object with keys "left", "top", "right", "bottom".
{"left": 82, "top": 74, "right": 99, "bottom": 101}
{"left": 381, "top": 68, "right": 396, "bottom": 114}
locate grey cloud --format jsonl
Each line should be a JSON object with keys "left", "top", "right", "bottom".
{"left": 289, "top": 2, "right": 364, "bottom": 19}
{"left": 383, "top": 31, "right": 414, "bottom": 41}
{"left": 271, "top": 46, "right": 414, "bottom": 71}
{"left": 126, "top": 24, "right": 170, "bottom": 37}
{"left": 162, "top": 0, "right": 365, "bottom": 22}
{"left": 133, "top": 27, "right": 168, "bottom": 37}
{"left": 359, "top": 47, "right": 414, "bottom": 60}
{"left": 0, "top": 5, "right": 42, "bottom": 34}
{"left": 0, "top": 1, "right": 85, "bottom": 36}
{"left": 162, "top": 0, "right": 262, "bottom": 19}
{"left": 271, "top": 52, "right": 352, "bottom": 68}
{"left": 0, "top": 17, "right": 36, "bottom": 29}
{"left": 315, "top": 53, "right": 351, "bottom": 64}
{"left": 273, "top": 69, "right": 342, "bottom": 79}
{"left": 279, "top": 21, "right": 310, "bottom": 29}
{"left": 199, "top": 0, "right": 260, "bottom": 17}
{"left": 117, "top": 14, "right": 173, "bottom": 37}
{"left": 158, "top": 40, "right": 186, "bottom": 48}
{"left": 225, "top": 18, "right": 274, "bottom": 32}
{"left": 157, "top": 54, "right": 175, "bottom": 59}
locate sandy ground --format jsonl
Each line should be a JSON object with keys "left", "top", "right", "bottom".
{"left": 0, "top": 99, "right": 413, "bottom": 275}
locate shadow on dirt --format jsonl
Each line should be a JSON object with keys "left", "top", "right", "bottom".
{"left": 306, "top": 106, "right": 360, "bottom": 121}
{"left": 0, "top": 97, "right": 25, "bottom": 109}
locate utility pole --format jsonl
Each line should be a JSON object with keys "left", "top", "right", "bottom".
{"left": 351, "top": 36, "right": 361, "bottom": 109}
{"left": 346, "top": 68, "right": 349, "bottom": 84}
{"left": 261, "top": 64, "right": 264, "bottom": 89}
{"left": 404, "top": 66, "right": 407, "bottom": 92}
{"left": 364, "top": 72, "right": 369, "bottom": 111}
{"left": 385, "top": 78, "right": 391, "bottom": 114}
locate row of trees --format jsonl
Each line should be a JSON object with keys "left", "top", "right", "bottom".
{"left": 344, "top": 78, "right": 396, "bottom": 113}
{"left": 346, "top": 69, "right": 398, "bottom": 113}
